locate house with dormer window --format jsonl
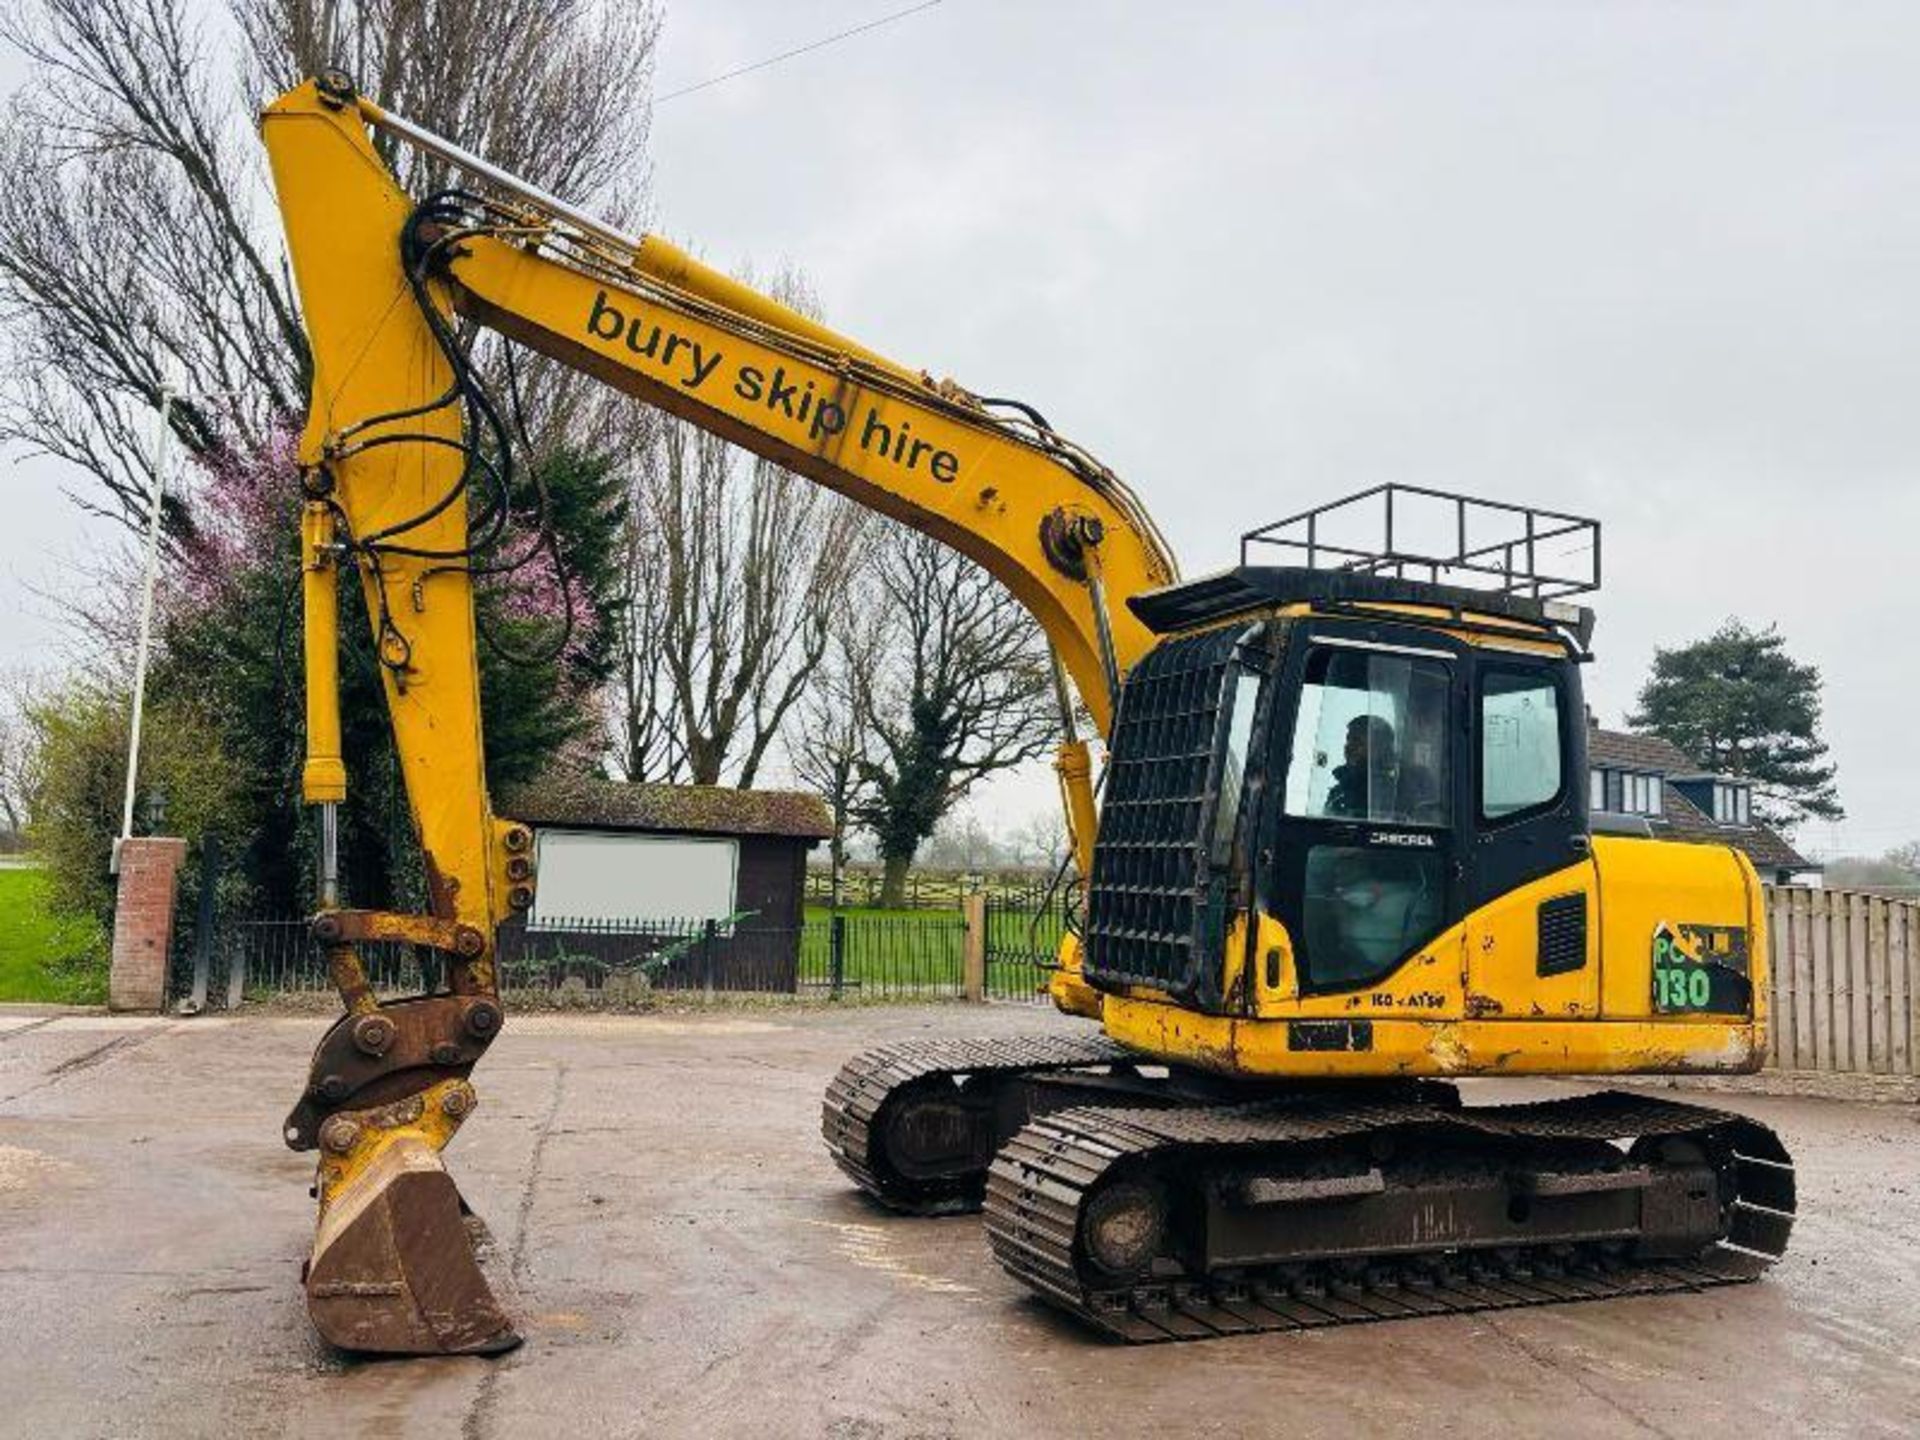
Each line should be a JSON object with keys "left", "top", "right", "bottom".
{"left": 1586, "top": 718, "right": 1819, "bottom": 885}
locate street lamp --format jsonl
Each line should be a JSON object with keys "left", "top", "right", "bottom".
{"left": 110, "top": 383, "right": 177, "bottom": 875}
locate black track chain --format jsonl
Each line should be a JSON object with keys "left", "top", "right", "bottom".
{"left": 983, "top": 1089, "right": 1796, "bottom": 1342}
{"left": 822, "top": 1033, "right": 1138, "bottom": 1213}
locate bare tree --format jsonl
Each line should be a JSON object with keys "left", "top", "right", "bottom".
{"left": 920, "top": 808, "right": 1007, "bottom": 873}
{"left": 604, "top": 266, "right": 871, "bottom": 788}
{"left": 617, "top": 414, "right": 869, "bottom": 786}
{"left": 0, "top": 0, "right": 296, "bottom": 530}
{"left": 1885, "top": 841, "right": 1920, "bottom": 878}
{"left": 235, "top": 0, "right": 657, "bottom": 206}
{"left": 788, "top": 608, "right": 884, "bottom": 901}
{"left": 0, "top": 0, "right": 659, "bottom": 536}
{"left": 854, "top": 531, "right": 1061, "bottom": 907}
{"left": 0, "top": 675, "right": 38, "bottom": 842}
{"left": 607, "top": 468, "right": 687, "bottom": 784}
{"left": 1011, "top": 807, "right": 1069, "bottom": 872}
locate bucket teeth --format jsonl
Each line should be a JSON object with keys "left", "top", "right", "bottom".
{"left": 305, "top": 1136, "right": 521, "bottom": 1356}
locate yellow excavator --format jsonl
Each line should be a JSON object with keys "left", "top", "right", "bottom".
{"left": 262, "top": 73, "right": 1792, "bottom": 1355}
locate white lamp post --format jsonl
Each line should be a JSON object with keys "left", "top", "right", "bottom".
{"left": 110, "top": 385, "right": 176, "bottom": 875}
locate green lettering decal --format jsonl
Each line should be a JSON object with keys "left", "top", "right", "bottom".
{"left": 1651, "top": 920, "right": 1753, "bottom": 1016}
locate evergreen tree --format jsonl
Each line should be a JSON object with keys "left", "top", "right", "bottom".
{"left": 1629, "top": 620, "right": 1842, "bottom": 829}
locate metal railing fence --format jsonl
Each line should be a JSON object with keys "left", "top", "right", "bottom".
{"left": 184, "top": 910, "right": 998, "bottom": 1006}
{"left": 179, "top": 882, "right": 1920, "bottom": 1068}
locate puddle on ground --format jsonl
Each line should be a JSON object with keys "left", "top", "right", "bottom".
{"left": 804, "top": 1219, "right": 975, "bottom": 1295}
{"left": 507, "top": 1016, "right": 791, "bottom": 1036}
{"left": 0, "top": 1144, "right": 72, "bottom": 1194}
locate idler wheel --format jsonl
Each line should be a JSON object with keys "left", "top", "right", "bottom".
{"left": 882, "top": 1085, "right": 982, "bottom": 1179}
{"left": 1081, "top": 1178, "right": 1167, "bottom": 1281}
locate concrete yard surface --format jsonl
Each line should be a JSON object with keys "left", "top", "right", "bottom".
{"left": 1, "top": 1003, "right": 1916, "bottom": 1439}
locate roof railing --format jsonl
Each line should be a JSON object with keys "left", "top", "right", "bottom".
{"left": 1241, "top": 484, "right": 1601, "bottom": 601}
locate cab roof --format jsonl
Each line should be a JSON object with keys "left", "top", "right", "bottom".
{"left": 1127, "top": 565, "right": 1597, "bottom": 652}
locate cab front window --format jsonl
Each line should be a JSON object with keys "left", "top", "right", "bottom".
{"left": 1285, "top": 646, "right": 1451, "bottom": 827}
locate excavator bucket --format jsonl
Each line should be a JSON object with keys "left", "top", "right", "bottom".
{"left": 304, "top": 1096, "right": 521, "bottom": 1356}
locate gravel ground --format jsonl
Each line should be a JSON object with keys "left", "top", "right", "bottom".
{"left": 0, "top": 1003, "right": 1916, "bottom": 1439}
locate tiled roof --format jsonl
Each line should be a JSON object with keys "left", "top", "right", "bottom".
{"left": 498, "top": 772, "right": 833, "bottom": 840}
{"left": 1589, "top": 725, "right": 1815, "bottom": 875}
{"left": 1656, "top": 784, "right": 1810, "bottom": 870}
{"left": 1588, "top": 727, "right": 1692, "bottom": 773}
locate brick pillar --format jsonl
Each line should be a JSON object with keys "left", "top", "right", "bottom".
{"left": 109, "top": 836, "right": 189, "bottom": 1013}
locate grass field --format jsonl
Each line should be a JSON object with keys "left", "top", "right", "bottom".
{"left": 0, "top": 889, "right": 1068, "bottom": 1009}
{"left": 795, "top": 903, "right": 1064, "bottom": 999}
{"left": 0, "top": 867, "right": 107, "bottom": 1005}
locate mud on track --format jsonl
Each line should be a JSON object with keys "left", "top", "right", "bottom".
{"left": 0, "top": 1004, "right": 1915, "bottom": 1438}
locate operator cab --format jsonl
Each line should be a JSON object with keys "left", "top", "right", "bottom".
{"left": 1082, "top": 486, "right": 1598, "bottom": 1011}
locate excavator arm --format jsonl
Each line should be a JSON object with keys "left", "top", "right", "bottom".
{"left": 260, "top": 74, "right": 1175, "bottom": 1354}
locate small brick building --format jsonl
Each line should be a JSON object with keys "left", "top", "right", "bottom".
{"left": 495, "top": 773, "right": 832, "bottom": 992}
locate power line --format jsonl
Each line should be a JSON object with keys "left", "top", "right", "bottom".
{"left": 657, "top": 1, "right": 944, "bottom": 103}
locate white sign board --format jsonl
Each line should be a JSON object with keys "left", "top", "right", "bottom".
{"left": 528, "top": 829, "right": 740, "bottom": 929}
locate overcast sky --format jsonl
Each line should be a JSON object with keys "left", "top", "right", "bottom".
{"left": 4, "top": 2, "right": 1916, "bottom": 858}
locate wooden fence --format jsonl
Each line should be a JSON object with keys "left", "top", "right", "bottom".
{"left": 1765, "top": 887, "right": 1916, "bottom": 1075}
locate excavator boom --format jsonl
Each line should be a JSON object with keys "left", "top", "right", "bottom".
{"left": 262, "top": 73, "right": 1172, "bottom": 1353}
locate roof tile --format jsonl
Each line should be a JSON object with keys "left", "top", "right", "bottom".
{"left": 1588, "top": 725, "right": 1815, "bottom": 873}
{"left": 499, "top": 772, "right": 833, "bottom": 841}
{"left": 1588, "top": 727, "right": 1693, "bottom": 773}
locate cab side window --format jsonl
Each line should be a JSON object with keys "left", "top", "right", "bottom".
{"left": 1480, "top": 667, "right": 1564, "bottom": 821}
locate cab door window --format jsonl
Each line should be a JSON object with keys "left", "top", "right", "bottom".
{"left": 1281, "top": 644, "right": 1454, "bottom": 992}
